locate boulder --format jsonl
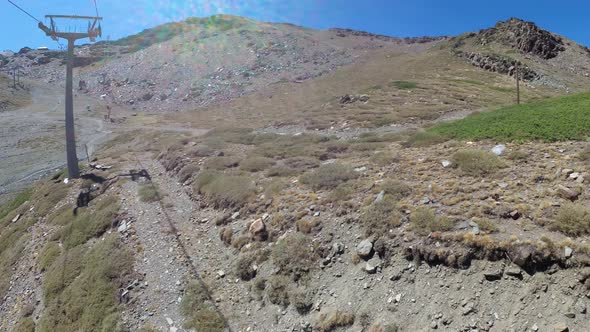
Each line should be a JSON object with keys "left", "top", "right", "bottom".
{"left": 356, "top": 238, "right": 373, "bottom": 259}
{"left": 556, "top": 185, "right": 580, "bottom": 201}
{"left": 249, "top": 218, "right": 267, "bottom": 241}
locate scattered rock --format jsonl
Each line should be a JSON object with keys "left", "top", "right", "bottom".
{"left": 365, "top": 256, "right": 382, "bottom": 274}
{"left": 356, "top": 238, "right": 374, "bottom": 259}
{"left": 491, "top": 144, "right": 506, "bottom": 156}
{"left": 442, "top": 160, "right": 451, "bottom": 168}
{"left": 556, "top": 185, "right": 580, "bottom": 201}
{"left": 553, "top": 322, "right": 569, "bottom": 332}
{"left": 375, "top": 190, "right": 385, "bottom": 203}
{"left": 505, "top": 265, "right": 523, "bottom": 278}
{"left": 249, "top": 218, "right": 268, "bottom": 241}
{"left": 564, "top": 247, "right": 573, "bottom": 258}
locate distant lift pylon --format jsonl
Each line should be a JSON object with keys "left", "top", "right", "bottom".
{"left": 37, "top": 15, "right": 102, "bottom": 179}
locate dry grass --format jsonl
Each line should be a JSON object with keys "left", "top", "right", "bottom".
{"left": 300, "top": 163, "right": 358, "bottom": 190}
{"left": 452, "top": 149, "right": 505, "bottom": 176}
{"left": 579, "top": 145, "right": 590, "bottom": 161}
{"left": 240, "top": 156, "right": 276, "bottom": 172}
{"left": 410, "top": 207, "right": 454, "bottom": 235}
{"left": 404, "top": 130, "right": 447, "bottom": 147}
{"left": 271, "top": 233, "right": 316, "bottom": 276}
{"left": 551, "top": 203, "right": 590, "bottom": 236}
{"left": 39, "top": 234, "right": 133, "bottom": 332}
{"left": 180, "top": 281, "right": 225, "bottom": 331}
{"left": 361, "top": 198, "right": 402, "bottom": 237}
{"left": 194, "top": 172, "right": 255, "bottom": 209}
{"left": 13, "top": 318, "right": 35, "bottom": 332}
{"left": 380, "top": 180, "right": 411, "bottom": 200}
{"left": 203, "top": 156, "right": 240, "bottom": 170}
{"left": 315, "top": 310, "right": 355, "bottom": 332}
{"left": 138, "top": 184, "right": 161, "bottom": 202}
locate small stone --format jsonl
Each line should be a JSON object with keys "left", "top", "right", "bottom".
{"left": 505, "top": 266, "right": 522, "bottom": 278}
{"left": 11, "top": 214, "right": 20, "bottom": 223}
{"left": 365, "top": 257, "right": 382, "bottom": 274}
{"left": 462, "top": 302, "right": 475, "bottom": 315}
{"left": 420, "top": 196, "right": 431, "bottom": 205}
{"left": 569, "top": 172, "right": 580, "bottom": 180}
{"left": 483, "top": 270, "right": 503, "bottom": 281}
{"left": 231, "top": 212, "right": 240, "bottom": 220}
{"left": 375, "top": 190, "right": 385, "bottom": 203}
{"left": 356, "top": 239, "right": 373, "bottom": 259}
{"left": 170, "top": 327, "right": 178, "bottom": 332}
{"left": 217, "top": 270, "right": 226, "bottom": 278}
{"left": 395, "top": 294, "right": 402, "bottom": 303}
{"left": 166, "top": 317, "right": 173, "bottom": 326}
{"left": 498, "top": 182, "right": 508, "bottom": 188}
{"left": 471, "top": 225, "right": 480, "bottom": 235}
{"left": 564, "top": 247, "right": 573, "bottom": 258}
{"left": 564, "top": 312, "right": 575, "bottom": 318}
{"left": 562, "top": 169, "right": 574, "bottom": 176}
{"left": 430, "top": 320, "right": 438, "bottom": 329}
{"left": 249, "top": 218, "right": 267, "bottom": 241}
{"left": 532, "top": 323, "right": 539, "bottom": 331}
{"left": 491, "top": 144, "right": 506, "bottom": 156}
{"left": 553, "top": 322, "right": 569, "bottom": 332}
{"left": 557, "top": 185, "right": 580, "bottom": 201}
{"left": 442, "top": 160, "right": 451, "bottom": 168}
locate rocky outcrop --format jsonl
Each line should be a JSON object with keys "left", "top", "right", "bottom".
{"left": 457, "top": 51, "right": 539, "bottom": 81}
{"left": 478, "top": 18, "right": 565, "bottom": 59}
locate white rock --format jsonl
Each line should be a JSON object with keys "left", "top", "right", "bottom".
{"left": 63, "top": 178, "right": 69, "bottom": 184}
{"left": 564, "top": 246, "right": 573, "bottom": 258}
{"left": 491, "top": 144, "right": 506, "bottom": 156}
{"left": 395, "top": 294, "right": 402, "bottom": 303}
{"left": 442, "top": 160, "right": 451, "bottom": 168}
{"left": 165, "top": 317, "right": 173, "bottom": 326}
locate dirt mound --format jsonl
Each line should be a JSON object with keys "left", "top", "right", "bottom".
{"left": 478, "top": 18, "right": 565, "bottom": 59}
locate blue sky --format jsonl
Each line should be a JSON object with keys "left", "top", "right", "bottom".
{"left": 2, "top": 0, "right": 589, "bottom": 51}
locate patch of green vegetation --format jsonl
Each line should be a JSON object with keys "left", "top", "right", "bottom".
{"left": 361, "top": 198, "right": 402, "bottom": 236}
{"left": 240, "top": 156, "right": 276, "bottom": 172}
{"left": 13, "top": 317, "right": 35, "bottom": 332}
{"left": 551, "top": 203, "right": 590, "bottom": 236}
{"left": 379, "top": 180, "right": 412, "bottom": 200}
{"left": 266, "top": 275, "right": 291, "bottom": 306}
{"left": 403, "top": 130, "right": 448, "bottom": 147}
{"left": 451, "top": 149, "right": 505, "bottom": 176}
{"left": 263, "top": 178, "right": 288, "bottom": 198}
{"left": 390, "top": 80, "right": 418, "bottom": 90}
{"left": 204, "top": 127, "right": 255, "bottom": 145}
{"left": 194, "top": 172, "right": 255, "bottom": 208}
{"left": 0, "top": 188, "right": 32, "bottom": 221}
{"left": 32, "top": 181, "right": 69, "bottom": 218}
{"left": 39, "top": 234, "right": 132, "bottom": 332}
{"left": 300, "top": 163, "right": 358, "bottom": 190}
{"left": 37, "top": 242, "right": 61, "bottom": 272}
{"left": 431, "top": 92, "right": 590, "bottom": 142}
{"left": 252, "top": 133, "right": 329, "bottom": 160}
{"left": 0, "top": 214, "right": 35, "bottom": 298}
{"left": 410, "top": 207, "right": 453, "bottom": 235}
{"left": 272, "top": 233, "right": 316, "bottom": 276}
{"left": 180, "top": 281, "right": 225, "bottom": 331}
{"left": 138, "top": 184, "right": 161, "bottom": 202}
{"left": 57, "top": 195, "right": 120, "bottom": 249}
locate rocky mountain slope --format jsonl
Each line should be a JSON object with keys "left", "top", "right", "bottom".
{"left": 1, "top": 15, "right": 590, "bottom": 332}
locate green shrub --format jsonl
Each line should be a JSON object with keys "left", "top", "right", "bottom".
{"left": 240, "top": 156, "right": 276, "bottom": 172}
{"left": 138, "top": 184, "right": 161, "bottom": 202}
{"left": 451, "top": 149, "right": 505, "bottom": 176}
{"left": 380, "top": 180, "right": 411, "bottom": 200}
{"left": 390, "top": 80, "right": 418, "bottom": 89}
{"left": 266, "top": 275, "right": 291, "bottom": 307}
{"left": 410, "top": 207, "right": 453, "bottom": 235}
{"left": 272, "top": 233, "right": 316, "bottom": 276}
{"left": 300, "top": 163, "right": 358, "bottom": 190}
{"left": 551, "top": 203, "right": 590, "bottom": 236}
{"left": 180, "top": 281, "right": 225, "bottom": 331}
{"left": 197, "top": 174, "right": 255, "bottom": 208}
{"left": 361, "top": 198, "right": 402, "bottom": 236}
{"left": 507, "top": 150, "right": 529, "bottom": 161}
{"left": 13, "top": 317, "right": 35, "bottom": 332}
{"left": 38, "top": 242, "right": 61, "bottom": 272}
{"left": 403, "top": 131, "right": 447, "bottom": 147}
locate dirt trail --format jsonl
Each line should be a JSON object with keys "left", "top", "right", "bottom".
{"left": 0, "top": 81, "right": 113, "bottom": 200}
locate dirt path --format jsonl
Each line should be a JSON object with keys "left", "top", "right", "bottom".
{"left": 0, "top": 81, "right": 113, "bottom": 200}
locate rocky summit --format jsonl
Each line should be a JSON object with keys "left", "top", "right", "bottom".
{"left": 1, "top": 11, "right": 590, "bottom": 332}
